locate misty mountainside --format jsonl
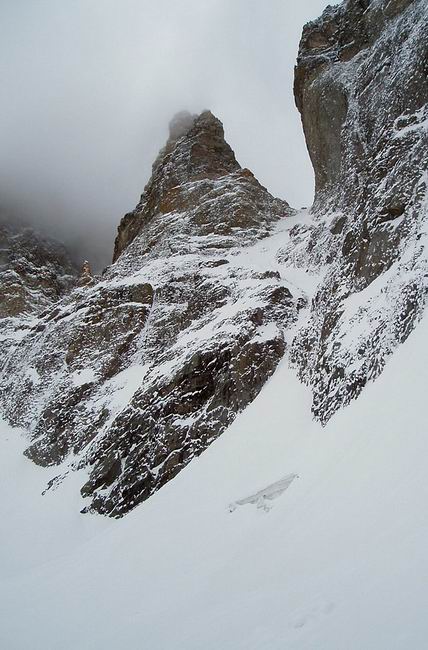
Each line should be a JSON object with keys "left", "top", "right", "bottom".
{"left": 0, "top": 219, "right": 77, "bottom": 318}
{"left": 0, "top": 110, "right": 300, "bottom": 517}
{"left": 0, "top": 0, "right": 427, "bottom": 521}
{"left": 0, "top": 220, "right": 78, "bottom": 370}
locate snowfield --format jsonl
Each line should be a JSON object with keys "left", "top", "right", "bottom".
{"left": 1, "top": 303, "right": 428, "bottom": 649}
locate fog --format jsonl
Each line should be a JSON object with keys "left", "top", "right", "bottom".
{"left": 0, "top": 0, "right": 329, "bottom": 269}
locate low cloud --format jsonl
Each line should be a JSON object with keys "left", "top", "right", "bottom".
{"left": 0, "top": 0, "right": 328, "bottom": 269}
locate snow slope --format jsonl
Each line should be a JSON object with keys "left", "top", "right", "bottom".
{"left": 2, "top": 290, "right": 428, "bottom": 648}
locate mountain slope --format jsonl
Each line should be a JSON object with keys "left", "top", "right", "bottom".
{"left": 0, "top": 220, "right": 77, "bottom": 319}
{"left": 1, "top": 296, "right": 428, "bottom": 649}
{"left": 0, "top": 111, "right": 299, "bottom": 516}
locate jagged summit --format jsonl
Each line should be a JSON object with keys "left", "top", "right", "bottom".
{"left": 161, "top": 109, "right": 239, "bottom": 178}
{"left": 113, "top": 110, "right": 243, "bottom": 261}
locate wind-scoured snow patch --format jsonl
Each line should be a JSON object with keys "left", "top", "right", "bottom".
{"left": 393, "top": 105, "right": 428, "bottom": 139}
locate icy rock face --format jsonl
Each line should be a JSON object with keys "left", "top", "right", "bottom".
{"left": 290, "top": 0, "right": 428, "bottom": 422}
{"left": 0, "top": 111, "right": 296, "bottom": 516}
{"left": 0, "top": 221, "right": 77, "bottom": 318}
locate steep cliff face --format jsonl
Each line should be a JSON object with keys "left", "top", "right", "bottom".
{"left": 0, "top": 111, "right": 298, "bottom": 516}
{"left": 290, "top": 0, "right": 428, "bottom": 421}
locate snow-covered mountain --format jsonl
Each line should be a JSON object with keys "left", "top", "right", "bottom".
{"left": 1, "top": 0, "right": 428, "bottom": 646}
{"left": 0, "top": 110, "right": 302, "bottom": 517}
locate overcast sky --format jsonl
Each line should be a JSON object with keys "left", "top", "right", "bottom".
{"left": 0, "top": 0, "right": 329, "bottom": 268}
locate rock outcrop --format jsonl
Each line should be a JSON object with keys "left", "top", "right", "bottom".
{"left": 78, "top": 260, "right": 94, "bottom": 287}
{"left": 0, "top": 111, "right": 297, "bottom": 516}
{"left": 289, "top": 0, "right": 428, "bottom": 422}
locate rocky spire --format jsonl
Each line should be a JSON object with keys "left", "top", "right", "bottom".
{"left": 113, "top": 110, "right": 241, "bottom": 262}
{"left": 2, "top": 105, "right": 294, "bottom": 517}
{"left": 167, "top": 109, "right": 196, "bottom": 140}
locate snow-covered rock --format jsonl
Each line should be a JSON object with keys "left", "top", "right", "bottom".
{"left": 0, "top": 111, "right": 299, "bottom": 516}
{"left": 291, "top": 0, "right": 428, "bottom": 421}
{"left": 0, "top": 220, "right": 77, "bottom": 318}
